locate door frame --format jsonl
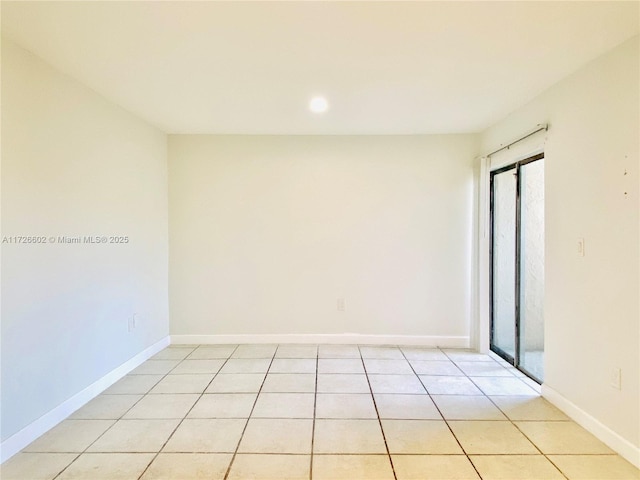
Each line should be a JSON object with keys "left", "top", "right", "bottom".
{"left": 489, "top": 152, "right": 544, "bottom": 383}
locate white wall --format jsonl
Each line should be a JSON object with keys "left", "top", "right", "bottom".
{"left": 481, "top": 37, "right": 639, "bottom": 454}
{"left": 1, "top": 40, "right": 169, "bottom": 442}
{"left": 169, "top": 135, "right": 478, "bottom": 342}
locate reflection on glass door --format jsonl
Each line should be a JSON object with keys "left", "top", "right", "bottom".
{"left": 490, "top": 154, "right": 544, "bottom": 383}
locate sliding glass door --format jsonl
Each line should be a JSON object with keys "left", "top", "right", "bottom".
{"left": 518, "top": 159, "right": 545, "bottom": 380}
{"left": 490, "top": 154, "right": 544, "bottom": 383}
{"left": 491, "top": 167, "right": 517, "bottom": 361}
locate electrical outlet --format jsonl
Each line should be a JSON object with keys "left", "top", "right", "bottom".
{"left": 337, "top": 298, "right": 345, "bottom": 312}
{"left": 610, "top": 368, "right": 621, "bottom": 390}
{"left": 577, "top": 238, "right": 585, "bottom": 257}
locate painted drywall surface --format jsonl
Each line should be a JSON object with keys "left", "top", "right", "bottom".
{"left": 481, "top": 37, "right": 639, "bottom": 447}
{"left": 1, "top": 40, "right": 169, "bottom": 441}
{"left": 169, "top": 135, "right": 478, "bottom": 338}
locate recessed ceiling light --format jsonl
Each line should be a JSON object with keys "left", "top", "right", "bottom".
{"left": 309, "top": 96, "right": 329, "bottom": 113}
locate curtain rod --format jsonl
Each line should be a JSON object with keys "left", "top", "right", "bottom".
{"left": 485, "top": 123, "right": 548, "bottom": 157}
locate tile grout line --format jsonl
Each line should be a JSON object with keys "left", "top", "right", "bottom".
{"left": 358, "top": 345, "right": 398, "bottom": 480}
{"left": 135, "top": 344, "right": 240, "bottom": 480}
{"left": 460, "top": 352, "right": 567, "bottom": 479}
{"left": 309, "top": 347, "right": 319, "bottom": 480}
{"left": 44, "top": 453, "right": 82, "bottom": 480}
{"left": 480, "top": 392, "right": 570, "bottom": 480}
{"left": 441, "top": 348, "right": 544, "bottom": 475}
{"left": 441, "top": 348, "right": 569, "bottom": 480}
{"left": 50, "top": 345, "right": 201, "bottom": 480}
{"left": 222, "top": 347, "right": 278, "bottom": 480}
{"left": 24, "top": 345, "right": 626, "bottom": 479}
{"left": 411, "top": 347, "right": 484, "bottom": 480}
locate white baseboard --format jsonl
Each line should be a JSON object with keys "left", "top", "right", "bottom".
{"left": 170, "top": 333, "right": 469, "bottom": 348}
{"left": 542, "top": 384, "right": 640, "bottom": 468}
{"left": 0, "top": 336, "right": 170, "bottom": 464}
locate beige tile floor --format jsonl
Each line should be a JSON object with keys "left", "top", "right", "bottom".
{"left": 2, "top": 345, "right": 639, "bottom": 480}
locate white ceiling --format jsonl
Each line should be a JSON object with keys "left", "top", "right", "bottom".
{"left": 2, "top": 1, "right": 638, "bottom": 135}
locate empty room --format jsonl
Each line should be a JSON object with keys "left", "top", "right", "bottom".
{"left": 1, "top": 1, "right": 639, "bottom": 479}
